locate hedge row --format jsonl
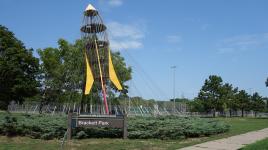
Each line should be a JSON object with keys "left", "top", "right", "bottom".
{"left": 0, "top": 112, "right": 230, "bottom": 140}
{"left": 0, "top": 113, "right": 66, "bottom": 140}
{"left": 128, "top": 116, "right": 230, "bottom": 139}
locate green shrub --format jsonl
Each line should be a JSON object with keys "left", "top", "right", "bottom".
{"left": 0, "top": 112, "right": 66, "bottom": 140}
{"left": 41, "top": 132, "right": 54, "bottom": 140}
{"left": 74, "top": 131, "right": 88, "bottom": 139}
{"left": 127, "top": 116, "right": 230, "bottom": 139}
{"left": 2, "top": 116, "right": 18, "bottom": 136}
{"left": 0, "top": 112, "right": 230, "bottom": 140}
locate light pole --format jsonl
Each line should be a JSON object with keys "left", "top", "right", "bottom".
{"left": 171, "top": 66, "right": 176, "bottom": 114}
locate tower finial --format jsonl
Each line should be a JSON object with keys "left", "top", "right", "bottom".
{"left": 85, "top": 4, "right": 96, "bottom": 11}
{"left": 84, "top": 4, "right": 98, "bottom": 16}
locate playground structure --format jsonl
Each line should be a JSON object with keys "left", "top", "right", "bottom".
{"left": 81, "top": 4, "right": 123, "bottom": 115}
{"left": 64, "top": 4, "right": 129, "bottom": 140}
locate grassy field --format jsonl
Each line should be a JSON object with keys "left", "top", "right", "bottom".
{"left": 0, "top": 117, "right": 267, "bottom": 150}
{"left": 241, "top": 137, "right": 268, "bottom": 150}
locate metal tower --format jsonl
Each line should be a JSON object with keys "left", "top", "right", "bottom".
{"left": 81, "top": 4, "right": 122, "bottom": 114}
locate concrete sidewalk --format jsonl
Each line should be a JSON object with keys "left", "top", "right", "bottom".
{"left": 179, "top": 128, "right": 268, "bottom": 150}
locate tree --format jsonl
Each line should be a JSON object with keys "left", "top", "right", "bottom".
{"left": 198, "top": 75, "right": 223, "bottom": 117}
{"left": 250, "top": 92, "right": 265, "bottom": 117}
{"left": 263, "top": 97, "right": 268, "bottom": 112}
{"left": 234, "top": 90, "right": 250, "bottom": 117}
{"left": 266, "top": 78, "right": 268, "bottom": 87}
{"left": 38, "top": 39, "right": 132, "bottom": 107}
{"left": 188, "top": 98, "right": 205, "bottom": 112}
{"left": 0, "top": 25, "right": 40, "bottom": 110}
{"left": 220, "top": 83, "right": 237, "bottom": 117}
{"left": 38, "top": 40, "right": 83, "bottom": 105}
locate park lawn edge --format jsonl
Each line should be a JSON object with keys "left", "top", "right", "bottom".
{"left": 240, "top": 137, "right": 268, "bottom": 150}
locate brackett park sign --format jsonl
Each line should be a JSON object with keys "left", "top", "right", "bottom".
{"left": 67, "top": 113, "right": 128, "bottom": 140}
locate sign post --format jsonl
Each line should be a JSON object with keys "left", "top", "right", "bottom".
{"left": 67, "top": 112, "right": 73, "bottom": 141}
{"left": 123, "top": 113, "right": 128, "bottom": 139}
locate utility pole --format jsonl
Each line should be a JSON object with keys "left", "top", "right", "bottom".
{"left": 171, "top": 66, "right": 176, "bottom": 114}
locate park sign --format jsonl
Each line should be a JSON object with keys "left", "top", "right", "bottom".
{"left": 67, "top": 113, "right": 128, "bottom": 140}
{"left": 73, "top": 114, "right": 125, "bottom": 128}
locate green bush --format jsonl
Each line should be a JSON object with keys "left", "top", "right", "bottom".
{"left": 74, "top": 131, "right": 88, "bottom": 139}
{"left": 41, "top": 132, "right": 54, "bottom": 140}
{"left": 127, "top": 116, "right": 230, "bottom": 139}
{"left": 2, "top": 116, "right": 18, "bottom": 136}
{"left": 0, "top": 112, "right": 66, "bottom": 140}
{"left": 0, "top": 112, "right": 230, "bottom": 140}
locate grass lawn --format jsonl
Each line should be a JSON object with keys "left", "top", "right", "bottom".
{"left": 241, "top": 137, "right": 268, "bottom": 150}
{"left": 0, "top": 117, "right": 267, "bottom": 150}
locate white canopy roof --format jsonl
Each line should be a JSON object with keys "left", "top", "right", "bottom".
{"left": 85, "top": 4, "right": 97, "bottom": 12}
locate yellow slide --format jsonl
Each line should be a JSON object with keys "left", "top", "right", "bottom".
{"left": 84, "top": 52, "right": 94, "bottom": 94}
{"left": 108, "top": 49, "right": 123, "bottom": 90}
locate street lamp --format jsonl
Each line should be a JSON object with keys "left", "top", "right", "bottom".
{"left": 171, "top": 66, "right": 176, "bottom": 114}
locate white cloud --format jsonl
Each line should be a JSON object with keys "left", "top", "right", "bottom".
{"left": 108, "top": 0, "right": 123, "bottom": 7}
{"left": 110, "top": 40, "right": 142, "bottom": 50}
{"left": 166, "top": 35, "right": 182, "bottom": 44}
{"left": 108, "top": 22, "right": 144, "bottom": 39}
{"left": 107, "top": 21, "right": 145, "bottom": 50}
{"left": 217, "top": 33, "right": 268, "bottom": 54}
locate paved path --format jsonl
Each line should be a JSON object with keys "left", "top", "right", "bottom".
{"left": 180, "top": 128, "right": 268, "bottom": 150}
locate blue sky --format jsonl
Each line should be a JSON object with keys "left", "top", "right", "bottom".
{"left": 1, "top": 0, "right": 268, "bottom": 100}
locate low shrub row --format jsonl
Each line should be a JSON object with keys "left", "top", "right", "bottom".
{"left": 128, "top": 116, "right": 230, "bottom": 139}
{"left": 0, "top": 113, "right": 66, "bottom": 140}
{"left": 0, "top": 112, "right": 230, "bottom": 140}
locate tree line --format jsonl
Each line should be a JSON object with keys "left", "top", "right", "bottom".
{"left": 189, "top": 75, "right": 268, "bottom": 117}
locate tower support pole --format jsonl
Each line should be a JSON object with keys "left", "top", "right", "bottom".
{"left": 94, "top": 40, "right": 109, "bottom": 114}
